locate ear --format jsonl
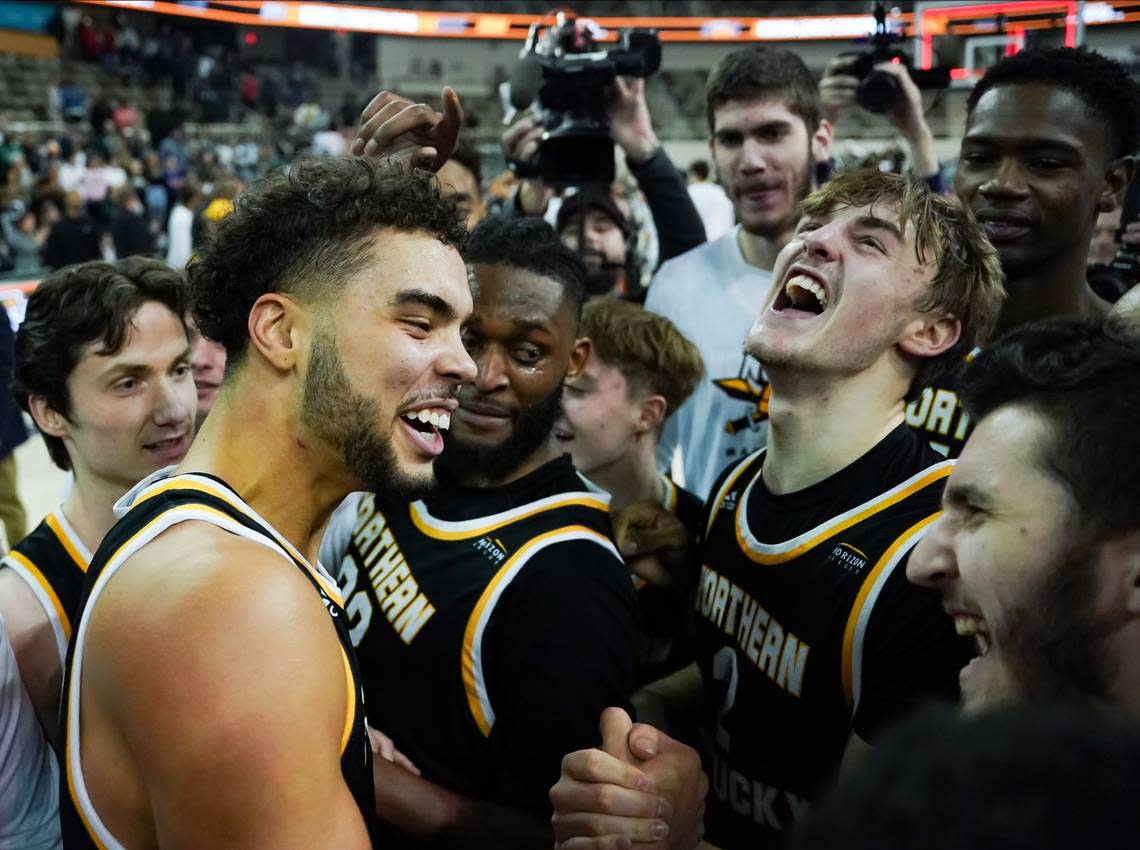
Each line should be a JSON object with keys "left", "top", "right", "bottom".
{"left": 247, "top": 293, "right": 305, "bottom": 373}
{"left": 1098, "top": 156, "right": 1133, "bottom": 214}
{"left": 898, "top": 313, "right": 961, "bottom": 359}
{"left": 1104, "top": 531, "right": 1140, "bottom": 617}
{"left": 812, "top": 119, "right": 834, "bottom": 166}
{"left": 633, "top": 393, "right": 668, "bottom": 436}
{"left": 27, "top": 395, "right": 69, "bottom": 439}
{"left": 565, "top": 337, "right": 591, "bottom": 381}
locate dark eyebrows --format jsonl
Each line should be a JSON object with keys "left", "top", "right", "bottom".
{"left": 943, "top": 481, "right": 993, "bottom": 511}
{"left": 853, "top": 215, "right": 903, "bottom": 244}
{"left": 100, "top": 344, "right": 192, "bottom": 381}
{"left": 392, "top": 288, "right": 457, "bottom": 322}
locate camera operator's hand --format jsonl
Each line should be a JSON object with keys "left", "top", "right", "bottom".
{"left": 819, "top": 56, "right": 860, "bottom": 124}
{"left": 501, "top": 113, "right": 554, "bottom": 215}
{"left": 1123, "top": 221, "right": 1140, "bottom": 249}
{"left": 607, "top": 77, "right": 660, "bottom": 166}
{"left": 352, "top": 86, "right": 462, "bottom": 171}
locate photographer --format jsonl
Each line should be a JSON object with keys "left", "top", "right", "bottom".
{"left": 502, "top": 76, "right": 706, "bottom": 295}
{"left": 819, "top": 56, "right": 943, "bottom": 189}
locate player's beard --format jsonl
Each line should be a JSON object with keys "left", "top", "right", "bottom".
{"left": 301, "top": 329, "right": 435, "bottom": 503}
{"left": 437, "top": 383, "right": 565, "bottom": 485}
{"left": 740, "top": 139, "right": 815, "bottom": 240}
{"left": 998, "top": 543, "right": 1124, "bottom": 705}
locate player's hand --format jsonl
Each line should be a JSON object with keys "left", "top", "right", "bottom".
{"left": 613, "top": 501, "right": 695, "bottom": 593}
{"left": 819, "top": 56, "right": 859, "bottom": 124}
{"left": 606, "top": 77, "right": 659, "bottom": 165}
{"left": 367, "top": 724, "right": 421, "bottom": 776}
{"left": 352, "top": 86, "right": 463, "bottom": 171}
{"left": 550, "top": 708, "right": 707, "bottom": 850}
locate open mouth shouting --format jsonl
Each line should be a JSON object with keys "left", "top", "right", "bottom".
{"left": 950, "top": 609, "right": 992, "bottom": 687}
{"left": 399, "top": 402, "right": 455, "bottom": 459}
{"left": 771, "top": 263, "right": 831, "bottom": 319}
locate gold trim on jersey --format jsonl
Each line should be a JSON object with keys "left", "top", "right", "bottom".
{"left": 659, "top": 474, "right": 678, "bottom": 513}
{"left": 733, "top": 461, "right": 953, "bottom": 565}
{"left": 4, "top": 549, "right": 72, "bottom": 642}
{"left": 409, "top": 492, "right": 610, "bottom": 542}
{"left": 128, "top": 474, "right": 344, "bottom": 606}
{"left": 461, "top": 525, "right": 620, "bottom": 737}
{"left": 706, "top": 449, "right": 766, "bottom": 537}
{"left": 65, "top": 499, "right": 360, "bottom": 850}
{"left": 44, "top": 511, "right": 92, "bottom": 573}
{"left": 840, "top": 512, "right": 940, "bottom": 708}
{"left": 338, "top": 648, "right": 356, "bottom": 755}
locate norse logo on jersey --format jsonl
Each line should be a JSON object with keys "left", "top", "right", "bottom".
{"left": 714, "top": 355, "right": 770, "bottom": 435}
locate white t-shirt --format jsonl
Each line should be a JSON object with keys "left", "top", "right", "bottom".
{"left": 165, "top": 204, "right": 195, "bottom": 269}
{"left": 0, "top": 614, "right": 61, "bottom": 850}
{"left": 645, "top": 225, "right": 771, "bottom": 501}
{"left": 687, "top": 181, "right": 736, "bottom": 242}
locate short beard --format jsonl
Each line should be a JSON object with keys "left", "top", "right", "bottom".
{"left": 999, "top": 543, "right": 1123, "bottom": 705}
{"left": 437, "top": 383, "right": 564, "bottom": 485}
{"left": 301, "top": 329, "right": 434, "bottom": 503}
{"left": 740, "top": 139, "right": 815, "bottom": 240}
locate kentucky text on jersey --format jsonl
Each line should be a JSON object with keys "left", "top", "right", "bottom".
{"left": 698, "top": 565, "right": 810, "bottom": 697}
{"left": 342, "top": 492, "right": 435, "bottom": 646}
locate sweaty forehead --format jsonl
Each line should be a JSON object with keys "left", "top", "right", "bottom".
{"left": 470, "top": 263, "right": 568, "bottom": 322}
{"left": 965, "top": 84, "right": 1108, "bottom": 158}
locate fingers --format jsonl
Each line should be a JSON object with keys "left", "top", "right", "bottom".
{"left": 429, "top": 85, "right": 464, "bottom": 170}
{"left": 627, "top": 723, "right": 664, "bottom": 760}
{"left": 620, "top": 523, "right": 690, "bottom": 558}
{"left": 356, "top": 99, "right": 440, "bottom": 157}
{"left": 561, "top": 746, "right": 653, "bottom": 791}
{"left": 552, "top": 812, "right": 669, "bottom": 846}
{"left": 555, "top": 836, "right": 633, "bottom": 850}
{"left": 502, "top": 114, "right": 545, "bottom": 163}
{"left": 393, "top": 749, "right": 422, "bottom": 777}
{"left": 550, "top": 773, "right": 672, "bottom": 820}
{"left": 599, "top": 706, "right": 635, "bottom": 759}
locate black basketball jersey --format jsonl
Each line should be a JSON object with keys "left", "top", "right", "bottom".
{"left": 905, "top": 351, "right": 979, "bottom": 458}
{"left": 58, "top": 471, "right": 376, "bottom": 850}
{"left": 1, "top": 509, "right": 91, "bottom": 667}
{"left": 332, "top": 456, "right": 639, "bottom": 836}
{"left": 695, "top": 425, "right": 969, "bottom": 849}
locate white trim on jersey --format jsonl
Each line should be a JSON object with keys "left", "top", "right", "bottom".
{"left": 50, "top": 508, "right": 94, "bottom": 565}
{"left": 1, "top": 554, "right": 69, "bottom": 665}
{"left": 706, "top": 448, "right": 766, "bottom": 538}
{"left": 410, "top": 489, "right": 611, "bottom": 537}
{"left": 848, "top": 521, "right": 933, "bottom": 713}
{"left": 65, "top": 506, "right": 308, "bottom": 850}
{"left": 735, "top": 459, "right": 955, "bottom": 558}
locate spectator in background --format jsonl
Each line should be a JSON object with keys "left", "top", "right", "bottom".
{"left": 110, "top": 184, "right": 154, "bottom": 259}
{"left": 188, "top": 322, "right": 225, "bottom": 430}
{"left": 686, "top": 159, "right": 735, "bottom": 240}
{"left": 1089, "top": 206, "right": 1122, "bottom": 266}
{"left": 0, "top": 313, "right": 29, "bottom": 550}
{"left": 0, "top": 205, "right": 46, "bottom": 273}
{"left": 555, "top": 187, "right": 635, "bottom": 298}
{"left": 435, "top": 137, "right": 486, "bottom": 231}
{"left": 165, "top": 183, "right": 198, "bottom": 269}
{"left": 59, "top": 78, "right": 87, "bottom": 123}
{"left": 57, "top": 148, "right": 84, "bottom": 195}
{"left": 42, "top": 191, "right": 102, "bottom": 270}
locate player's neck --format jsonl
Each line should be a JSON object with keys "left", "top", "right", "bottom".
{"left": 178, "top": 377, "right": 355, "bottom": 565}
{"left": 998, "top": 249, "right": 1108, "bottom": 336}
{"left": 584, "top": 439, "right": 661, "bottom": 514}
{"left": 762, "top": 365, "right": 906, "bottom": 496}
{"left": 59, "top": 470, "right": 128, "bottom": 554}
{"left": 460, "top": 440, "right": 562, "bottom": 490}
{"left": 737, "top": 222, "right": 795, "bottom": 272}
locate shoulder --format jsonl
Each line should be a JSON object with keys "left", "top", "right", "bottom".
{"left": 647, "top": 233, "right": 734, "bottom": 307}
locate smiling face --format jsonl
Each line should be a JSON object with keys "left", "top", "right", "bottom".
{"left": 709, "top": 96, "right": 825, "bottom": 239}
{"left": 553, "top": 353, "right": 642, "bottom": 477}
{"left": 188, "top": 322, "right": 226, "bottom": 428}
{"left": 34, "top": 301, "right": 196, "bottom": 490}
{"left": 954, "top": 84, "right": 1119, "bottom": 279}
{"left": 442, "top": 262, "right": 586, "bottom": 483}
{"left": 302, "top": 230, "right": 477, "bottom": 498}
{"left": 906, "top": 404, "right": 1123, "bottom": 710}
{"left": 745, "top": 202, "right": 941, "bottom": 379}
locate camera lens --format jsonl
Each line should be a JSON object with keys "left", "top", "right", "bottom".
{"left": 856, "top": 71, "right": 901, "bottom": 114}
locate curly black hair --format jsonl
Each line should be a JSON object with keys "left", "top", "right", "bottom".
{"left": 189, "top": 157, "right": 467, "bottom": 364}
{"left": 967, "top": 47, "right": 1140, "bottom": 160}
{"left": 463, "top": 215, "right": 587, "bottom": 316}
{"left": 959, "top": 316, "right": 1140, "bottom": 539}
{"left": 14, "top": 257, "right": 189, "bottom": 471}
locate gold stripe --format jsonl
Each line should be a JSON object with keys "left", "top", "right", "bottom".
{"left": 411, "top": 495, "right": 610, "bottom": 542}
{"left": 6, "top": 550, "right": 71, "bottom": 640}
{"left": 735, "top": 465, "right": 951, "bottom": 565}
{"left": 841, "top": 512, "right": 940, "bottom": 706}
{"left": 338, "top": 648, "right": 356, "bottom": 755}
{"left": 45, "top": 512, "right": 90, "bottom": 573}
{"left": 461, "top": 525, "right": 613, "bottom": 735}
{"left": 660, "top": 475, "right": 677, "bottom": 513}
{"left": 65, "top": 742, "right": 112, "bottom": 850}
{"left": 706, "top": 452, "right": 763, "bottom": 538}
{"left": 130, "top": 477, "right": 343, "bottom": 605}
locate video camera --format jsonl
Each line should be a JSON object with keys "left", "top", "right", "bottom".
{"left": 841, "top": 2, "right": 949, "bottom": 114}
{"left": 507, "top": 12, "right": 661, "bottom": 188}
{"left": 1087, "top": 172, "right": 1140, "bottom": 303}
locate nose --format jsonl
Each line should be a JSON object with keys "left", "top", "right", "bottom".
{"left": 441, "top": 333, "right": 478, "bottom": 386}
{"left": 801, "top": 221, "right": 840, "bottom": 263}
{"left": 153, "top": 375, "right": 192, "bottom": 428}
{"left": 739, "top": 137, "right": 768, "bottom": 174}
{"left": 978, "top": 157, "right": 1031, "bottom": 200}
{"left": 471, "top": 345, "right": 509, "bottom": 394}
{"left": 906, "top": 513, "right": 960, "bottom": 589}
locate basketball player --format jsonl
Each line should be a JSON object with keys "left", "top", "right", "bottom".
{"left": 547, "top": 169, "right": 1006, "bottom": 849}
{"left": 906, "top": 47, "right": 1138, "bottom": 455}
{"left": 0, "top": 258, "right": 195, "bottom": 749}
{"left": 552, "top": 299, "right": 706, "bottom": 684}
{"left": 55, "top": 158, "right": 476, "bottom": 849}
{"left": 321, "top": 215, "right": 639, "bottom": 848}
